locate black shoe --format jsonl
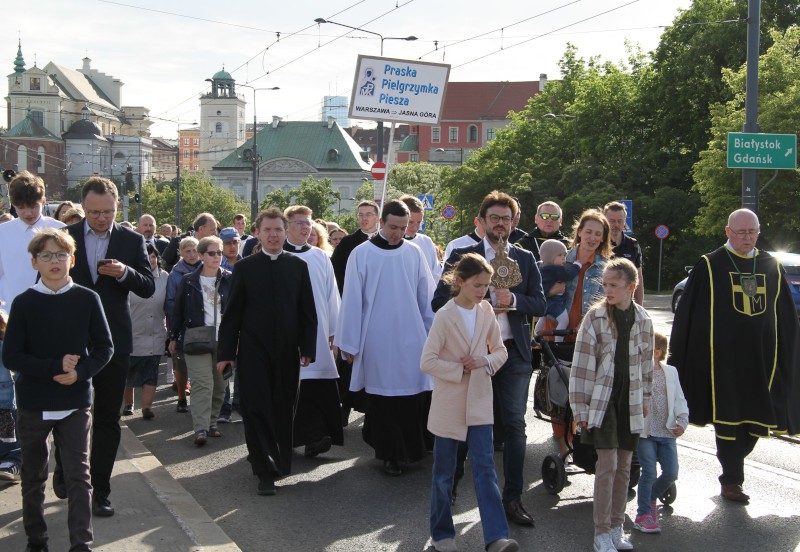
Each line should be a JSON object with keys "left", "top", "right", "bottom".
{"left": 304, "top": 436, "right": 332, "bottom": 457}
{"left": 503, "top": 498, "right": 534, "bottom": 526}
{"left": 142, "top": 408, "right": 155, "bottom": 420}
{"left": 122, "top": 404, "right": 133, "bottom": 416}
{"left": 176, "top": 400, "right": 188, "bottom": 413}
{"left": 52, "top": 471, "right": 67, "bottom": 500}
{"left": 257, "top": 474, "right": 276, "bottom": 496}
{"left": 383, "top": 460, "right": 402, "bottom": 476}
{"left": 194, "top": 430, "right": 207, "bottom": 446}
{"left": 93, "top": 495, "right": 115, "bottom": 517}
{"left": 24, "top": 543, "right": 49, "bottom": 552}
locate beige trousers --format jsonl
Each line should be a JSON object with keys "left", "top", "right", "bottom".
{"left": 184, "top": 352, "right": 225, "bottom": 433}
{"left": 593, "top": 448, "right": 633, "bottom": 535}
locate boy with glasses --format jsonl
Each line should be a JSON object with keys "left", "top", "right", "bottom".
{"left": 3, "top": 228, "right": 113, "bottom": 552}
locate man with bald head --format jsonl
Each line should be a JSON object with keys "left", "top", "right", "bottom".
{"left": 669, "top": 208, "right": 800, "bottom": 503}
{"left": 137, "top": 214, "right": 169, "bottom": 255}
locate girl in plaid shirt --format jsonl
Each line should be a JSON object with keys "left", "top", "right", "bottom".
{"left": 568, "top": 258, "right": 654, "bottom": 552}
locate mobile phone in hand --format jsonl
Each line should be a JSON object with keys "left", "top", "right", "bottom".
{"left": 97, "top": 259, "right": 112, "bottom": 267}
{"left": 222, "top": 364, "right": 233, "bottom": 380}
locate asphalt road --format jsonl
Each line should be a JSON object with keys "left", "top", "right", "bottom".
{"left": 125, "top": 296, "right": 800, "bottom": 551}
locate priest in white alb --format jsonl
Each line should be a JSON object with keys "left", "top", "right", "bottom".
{"left": 335, "top": 199, "right": 436, "bottom": 476}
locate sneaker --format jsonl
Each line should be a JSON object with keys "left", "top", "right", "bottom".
{"left": 432, "top": 537, "right": 459, "bottom": 552}
{"left": 122, "top": 404, "right": 133, "bottom": 416}
{"left": 142, "top": 408, "right": 155, "bottom": 420}
{"left": 0, "top": 462, "right": 20, "bottom": 482}
{"left": 194, "top": 430, "right": 207, "bottom": 446}
{"left": 216, "top": 413, "right": 231, "bottom": 424}
{"left": 593, "top": 532, "right": 617, "bottom": 552}
{"left": 633, "top": 513, "right": 661, "bottom": 534}
{"left": 176, "top": 400, "right": 188, "bottom": 413}
{"left": 611, "top": 526, "right": 633, "bottom": 550}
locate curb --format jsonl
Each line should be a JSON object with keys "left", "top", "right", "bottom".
{"left": 119, "top": 425, "right": 242, "bottom": 552}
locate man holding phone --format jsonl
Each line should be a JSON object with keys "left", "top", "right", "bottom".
{"left": 53, "top": 177, "right": 154, "bottom": 517}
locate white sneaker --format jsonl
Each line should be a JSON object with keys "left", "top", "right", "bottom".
{"left": 611, "top": 526, "right": 633, "bottom": 550}
{"left": 432, "top": 537, "right": 459, "bottom": 552}
{"left": 593, "top": 532, "right": 617, "bottom": 552}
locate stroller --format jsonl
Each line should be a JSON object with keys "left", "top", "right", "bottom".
{"left": 532, "top": 330, "right": 677, "bottom": 504}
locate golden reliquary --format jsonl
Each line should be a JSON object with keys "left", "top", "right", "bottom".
{"left": 490, "top": 238, "right": 522, "bottom": 291}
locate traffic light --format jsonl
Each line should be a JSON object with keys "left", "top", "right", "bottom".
{"left": 133, "top": 193, "right": 141, "bottom": 203}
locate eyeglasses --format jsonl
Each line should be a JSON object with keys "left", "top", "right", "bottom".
{"left": 37, "top": 251, "right": 71, "bottom": 262}
{"left": 290, "top": 220, "right": 312, "bottom": 227}
{"left": 729, "top": 229, "right": 760, "bottom": 238}
{"left": 486, "top": 214, "right": 512, "bottom": 224}
{"left": 86, "top": 209, "right": 116, "bottom": 218}
{"left": 538, "top": 213, "right": 560, "bottom": 220}
{"left": 203, "top": 251, "right": 223, "bottom": 257}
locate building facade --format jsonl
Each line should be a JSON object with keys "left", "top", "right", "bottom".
{"left": 199, "top": 69, "right": 246, "bottom": 172}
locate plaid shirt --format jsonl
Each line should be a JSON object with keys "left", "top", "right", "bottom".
{"left": 568, "top": 303, "right": 654, "bottom": 432}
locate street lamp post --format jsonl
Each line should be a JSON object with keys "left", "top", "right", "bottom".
{"left": 220, "top": 82, "right": 280, "bottom": 222}
{"left": 314, "top": 18, "right": 417, "bottom": 162}
{"left": 544, "top": 113, "right": 579, "bottom": 162}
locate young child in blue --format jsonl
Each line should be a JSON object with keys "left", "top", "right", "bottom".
{"left": 634, "top": 332, "right": 688, "bottom": 534}
{"left": 534, "top": 239, "right": 581, "bottom": 341}
{"left": 421, "top": 253, "right": 518, "bottom": 552}
{"left": 3, "top": 229, "right": 113, "bottom": 552}
{"left": 0, "top": 310, "right": 22, "bottom": 483}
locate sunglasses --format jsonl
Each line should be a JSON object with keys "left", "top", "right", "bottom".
{"left": 538, "top": 213, "right": 560, "bottom": 220}
{"left": 204, "top": 251, "right": 223, "bottom": 257}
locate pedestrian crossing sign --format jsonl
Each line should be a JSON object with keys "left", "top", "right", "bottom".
{"left": 418, "top": 195, "right": 434, "bottom": 211}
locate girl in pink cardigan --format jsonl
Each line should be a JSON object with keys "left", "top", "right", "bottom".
{"left": 421, "top": 253, "right": 518, "bottom": 552}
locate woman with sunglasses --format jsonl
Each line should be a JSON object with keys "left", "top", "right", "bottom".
{"left": 169, "top": 236, "right": 232, "bottom": 446}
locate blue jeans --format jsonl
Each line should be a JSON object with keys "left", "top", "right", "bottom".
{"left": 636, "top": 436, "right": 679, "bottom": 516}
{"left": 492, "top": 345, "right": 533, "bottom": 501}
{"left": 220, "top": 361, "right": 240, "bottom": 416}
{"left": 430, "top": 426, "right": 509, "bottom": 548}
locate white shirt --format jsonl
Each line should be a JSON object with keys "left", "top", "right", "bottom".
{"left": 407, "top": 232, "right": 442, "bottom": 279}
{"left": 290, "top": 247, "right": 341, "bottom": 380}
{"left": 335, "top": 239, "right": 435, "bottom": 396}
{"left": 0, "top": 215, "right": 65, "bottom": 307}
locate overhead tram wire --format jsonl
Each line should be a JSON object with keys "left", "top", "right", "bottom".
{"left": 144, "top": 0, "right": 371, "bottom": 119}
{"left": 416, "top": 0, "right": 584, "bottom": 61}
{"left": 452, "top": 0, "right": 644, "bottom": 69}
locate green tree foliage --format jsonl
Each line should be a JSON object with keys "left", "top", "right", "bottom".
{"left": 260, "top": 188, "right": 292, "bottom": 212}
{"left": 141, "top": 172, "right": 247, "bottom": 229}
{"left": 292, "top": 176, "right": 340, "bottom": 220}
{"left": 692, "top": 26, "right": 800, "bottom": 248}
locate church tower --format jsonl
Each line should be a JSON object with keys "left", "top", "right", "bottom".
{"left": 199, "top": 67, "right": 246, "bottom": 172}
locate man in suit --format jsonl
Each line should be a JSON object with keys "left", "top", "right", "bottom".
{"left": 433, "top": 190, "right": 546, "bottom": 527}
{"left": 54, "top": 177, "right": 155, "bottom": 517}
{"left": 136, "top": 214, "right": 169, "bottom": 255}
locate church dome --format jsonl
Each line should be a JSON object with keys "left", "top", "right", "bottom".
{"left": 212, "top": 68, "right": 233, "bottom": 81}
{"left": 63, "top": 118, "right": 106, "bottom": 140}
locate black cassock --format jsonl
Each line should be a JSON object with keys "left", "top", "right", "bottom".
{"left": 669, "top": 247, "right": 800, "bottom": 439}
{"left": 217, "top": 251, "right": 317, "bottom": 476}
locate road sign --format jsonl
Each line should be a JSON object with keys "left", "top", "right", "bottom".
{"left": 617, "top": 199, "right": 633, "bottom": 234}
{"left": 727, "top": 133, "right": 797, "bottom": 169}
{"left": 655, "top": 224, "right": 670, "bottom": 240}
{"left": 370, "top": 162, "right": 387, "bottom": 180}
{"left": 419, "top": 195, "right": 434, "bottom": 211}
{"left": 442, "top": 205, "right": 456, "bottom": 220}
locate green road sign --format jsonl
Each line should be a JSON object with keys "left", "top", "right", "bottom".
{"left": 727, "top": 132, "right": 797, "bottom": 169}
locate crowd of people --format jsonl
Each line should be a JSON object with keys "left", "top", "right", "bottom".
{"left": 0, "top": 170, "right": 798, "bottom": 552}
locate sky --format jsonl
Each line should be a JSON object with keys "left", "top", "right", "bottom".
{"left": 4, "top": 0, "right": 694, "bottom": 137}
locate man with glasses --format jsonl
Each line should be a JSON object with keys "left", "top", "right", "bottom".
{"left": 55, "top": 177, "right": 155, "bottom": 517}
{"left": 518, "top": 201, "right": 569, "bottom": 262}
{"left": 604, "top": 201, "right": 644, "bottom": 306}
{"left": 669, "top": 208, "right": 800, "bottom": 503}
{"left": 433, "top": 191, "right": 546, "bottom": 527}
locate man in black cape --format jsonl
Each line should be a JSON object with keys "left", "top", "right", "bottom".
{"left": 669, "top": 208, "right": 800, "bottom": 503}
{"left": 217, "top": 208, "right": 317, "bottom": 496}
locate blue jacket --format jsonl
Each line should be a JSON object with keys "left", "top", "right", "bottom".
{"left": 0, "top": 343, "right": 15, "bottom": 410}
{"left": 564, "top": 248, "right": 609, "bottom": 318}
{"left": 170, "top": 266, "right": 232, "bottom": 350}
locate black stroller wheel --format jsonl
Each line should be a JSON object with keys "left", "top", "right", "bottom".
{"left": 660, "top": 483, "right": 677, "bottom": 505}
{"left": 542, "top": 453, "right": 567, "bottom": 495}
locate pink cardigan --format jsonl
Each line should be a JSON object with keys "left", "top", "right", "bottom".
{"left": 421, "top": 299, "right": 508, "bottom": 441}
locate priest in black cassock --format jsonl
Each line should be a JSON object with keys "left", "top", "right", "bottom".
{"left": 669, "top": 208, "right": 800, "bottom": 503}
{"left": 216, "top": 208, "right": 317, "bottom": 496}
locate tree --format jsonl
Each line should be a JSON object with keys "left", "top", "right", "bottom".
{"left": 292, "top": 176, "right": 340, "bottom": 219}
{"left": 692, "top": 26, "right": 800, "bottom": 247}
{"left": 141, "top": 172, "right": 248, "bottom": 228}
{"left": 260, "top": 189, "right": 292, "bottom": 212}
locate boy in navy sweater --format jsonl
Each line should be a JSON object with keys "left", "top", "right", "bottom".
{"left": 3, "top": 228, "right": 113, "bottom": 552}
